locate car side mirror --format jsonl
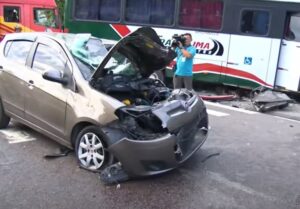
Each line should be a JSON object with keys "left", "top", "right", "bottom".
{"left": 42, "top": 69, "right": 68, "bottom": 85}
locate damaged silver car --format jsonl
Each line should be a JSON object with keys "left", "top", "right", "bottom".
{"left": 0, "top": 27, "right": 208, "bottom": 181}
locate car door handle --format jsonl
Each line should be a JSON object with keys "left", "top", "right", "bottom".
{"left": 0, "top": 65, "right": 3, "bottom": 71}
{"left": 28, "top": 80, "right": 34, "bottom": 85}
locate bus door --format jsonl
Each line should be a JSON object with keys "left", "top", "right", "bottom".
{"left": 0, "top": 3, "right": 24, "bottom": 35}
{"left": 276, "top": 13, "right": 300, "bottom": 92}
{"left": 225, "top": 9, "right": 274, "bottom": 89}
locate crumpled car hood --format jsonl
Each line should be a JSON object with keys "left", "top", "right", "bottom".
{"left": 91, "top": 27, "right": 177, "bottom": 79}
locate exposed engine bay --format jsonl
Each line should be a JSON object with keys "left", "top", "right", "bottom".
{"left": 93, "top": 74, "right": 171, "bottom": 106}
{"left": 91, "top": 73, "right": 170, "bottom": 140}
{"left": 92, "top": 73, "right": 200, "bottom": 141}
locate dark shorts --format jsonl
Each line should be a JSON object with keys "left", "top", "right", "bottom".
{"left": 173, "top": 75, "right": 193, "bottom": 90}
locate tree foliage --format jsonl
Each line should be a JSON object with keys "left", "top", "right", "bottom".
{"left": 55, "top": 0, "right": 65, "bottom": 22}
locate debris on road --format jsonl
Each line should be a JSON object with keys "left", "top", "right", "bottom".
{"left": 201, "top": 152, "right": 220, "bottom": 163}
{"left": 100, "top": 162, "right": 129, "bottom": 185}
{"left": 250, "top": 87, "right": 294, "bottom": 112}
{"left": 200, "top": 94, "right": 237, "bottom": 101}
{"left": 44, "top": 147, "right": 73, "bottom": 159}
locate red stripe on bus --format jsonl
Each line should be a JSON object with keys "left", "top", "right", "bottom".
{"left": 193, "top": 63, "right": 273, "bottom": 87}
{"left": 111, "top": 24, "right": 131, "bottom": 37}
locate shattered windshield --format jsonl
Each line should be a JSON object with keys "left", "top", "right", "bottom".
{"left": 53, "top": 33, "right": 110, "bottom": 80}
{"left": 71, "top": 35, "right": 109, "bottom": 79}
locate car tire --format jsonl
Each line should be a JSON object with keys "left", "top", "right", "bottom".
{"left": 75, "top": 125, "right": 112, "bottom": 172}
{"left": 0, "top": 98, "right": 10, "bottom": 129}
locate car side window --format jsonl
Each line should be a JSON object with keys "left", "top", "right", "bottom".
{"left": 5, "top": 41, "right": 33, "bottom": 65}
{"left": 32, "top": 44, "right": 67, "bottom": 74}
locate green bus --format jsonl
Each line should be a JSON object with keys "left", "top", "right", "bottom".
{"left": 64, "top": 0, "right": 300, "bottom": 92}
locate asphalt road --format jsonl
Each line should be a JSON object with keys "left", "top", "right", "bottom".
{"left": 0, "top": 102, "right": 300, "bottom": 209}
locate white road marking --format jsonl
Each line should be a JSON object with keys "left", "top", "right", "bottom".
{"left": 0, "top": 128, "right": 36, "bottom": 144}
{"left": 204, "top": 101, "right": 257, "bottom": 115}
{"left": 274, "top": 116, "right": 300, "bottom": 124}
{"left": 207, "top": 171, "right": 278, "bottom": 202}
{"left": 207, "top": 109, "right": 229, "bottom": 117}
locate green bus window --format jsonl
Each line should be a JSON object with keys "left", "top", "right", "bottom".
{"left": 125, "top": 0, "right": 175, "bottom": 26}
{"left": 4, "top": 6, "right": 20, "bottom": 23}
{"left": 179, "top": 0, "right": 223, "bottom": 30}
{"left": 34, "top": 8, "right": 58, "bottom": 28}
{"left": 74, "top": 0, "right": 121, "bottom": 21}
{"left": 240, "top": 10, "right": 270, "bottom": 35}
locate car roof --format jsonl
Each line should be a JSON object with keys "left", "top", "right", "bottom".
{"left": 3, "top": 32, "right": 116, "bottom": 46}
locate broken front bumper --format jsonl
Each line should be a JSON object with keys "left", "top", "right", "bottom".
{"left": 107, "top": 97, "right": 208, "bottom": 177}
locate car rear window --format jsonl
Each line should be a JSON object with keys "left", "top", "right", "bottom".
{"left": 5, "top": 41, "right": 33, "bottom": 65}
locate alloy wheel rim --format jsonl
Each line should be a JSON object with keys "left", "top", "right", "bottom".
{"left": 78, "top": 132, "right": 105, "bottom": 170}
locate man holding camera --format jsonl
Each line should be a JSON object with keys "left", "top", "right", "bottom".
{"left": 172, "top": 33, "right": 196, "bottom": 90}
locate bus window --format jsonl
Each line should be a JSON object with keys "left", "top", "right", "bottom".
{"left": 74, "top": 0, "right": 121, "bottom": 22}
{"left": 34, "top": 8, "right": 58, "bottom": 28}
{"left": 286, "top": 14, "right": 300, "bottom": 41}
{"left": 4, "top": 6, "right": 20, "bottom": 22}
{"left": 240, "top": 10, "right": 269, "bottom": 35}
{"left": 124, "top": 0, "right": 175, "bottom": 26}
{"left": 179, "top": 0, "right": 223, "bottom": 30}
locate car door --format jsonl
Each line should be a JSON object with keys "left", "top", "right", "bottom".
{"left": 0, "top": 40, "right": 33, "bottom": 118}
{"left": 25, "top": 37, "right": 73, "bottom": 139}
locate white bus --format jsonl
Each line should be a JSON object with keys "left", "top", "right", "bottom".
{"left": 65, "top": 0, "right": 300, "bottom": 92}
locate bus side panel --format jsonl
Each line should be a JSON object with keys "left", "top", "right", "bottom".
{"left": 143, "top": 26, "right": 231, "bottom": 84}
{"left": 191, "top": 32, "right": 230, "bottom": 84}
{"left": 266, "top": 39, "right": 281, "bottom": 87}
{"left": 225, "top": 35, "right": 273, "bottom": 89}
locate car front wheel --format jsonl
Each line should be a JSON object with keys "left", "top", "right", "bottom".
{"left": 0, "top": 98, "right": 10, "bottom": 129}
{"left": 75, "top": 126, "right": 110, "bottom": 171}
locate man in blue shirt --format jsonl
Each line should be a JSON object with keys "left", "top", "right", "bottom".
{"left": 173, "top": 33, "right": 196, "bottom": 90}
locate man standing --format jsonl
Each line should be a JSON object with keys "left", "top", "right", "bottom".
{"left": 173, "top": 33, "right": 196, "bottom": 90}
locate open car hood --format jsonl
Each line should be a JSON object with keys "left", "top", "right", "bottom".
{"left": 91, "top": 27, "right": 176, "bottom": 79}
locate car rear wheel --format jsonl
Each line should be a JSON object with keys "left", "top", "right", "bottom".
{"left": 75, "top": 126, "right": 110, "bottom": 171}
{"left": 0, "top": 98, "right": 10, "bottom": 129}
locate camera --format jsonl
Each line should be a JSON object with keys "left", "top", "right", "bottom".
{"left": 171, "top": 34, "right": 186, "bottom": 48}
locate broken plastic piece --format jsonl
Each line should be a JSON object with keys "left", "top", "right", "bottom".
{"left": 100, "top": 163, "right": 129, "bottom": 184}
{"left": 199, "top": 95, "right": 236, "bottom": 101}
{"left": 250, "top": 87, "right": 294, "bottom": 112}
{"left": 44, "top": 147, "right": 73, "bottom": 159}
